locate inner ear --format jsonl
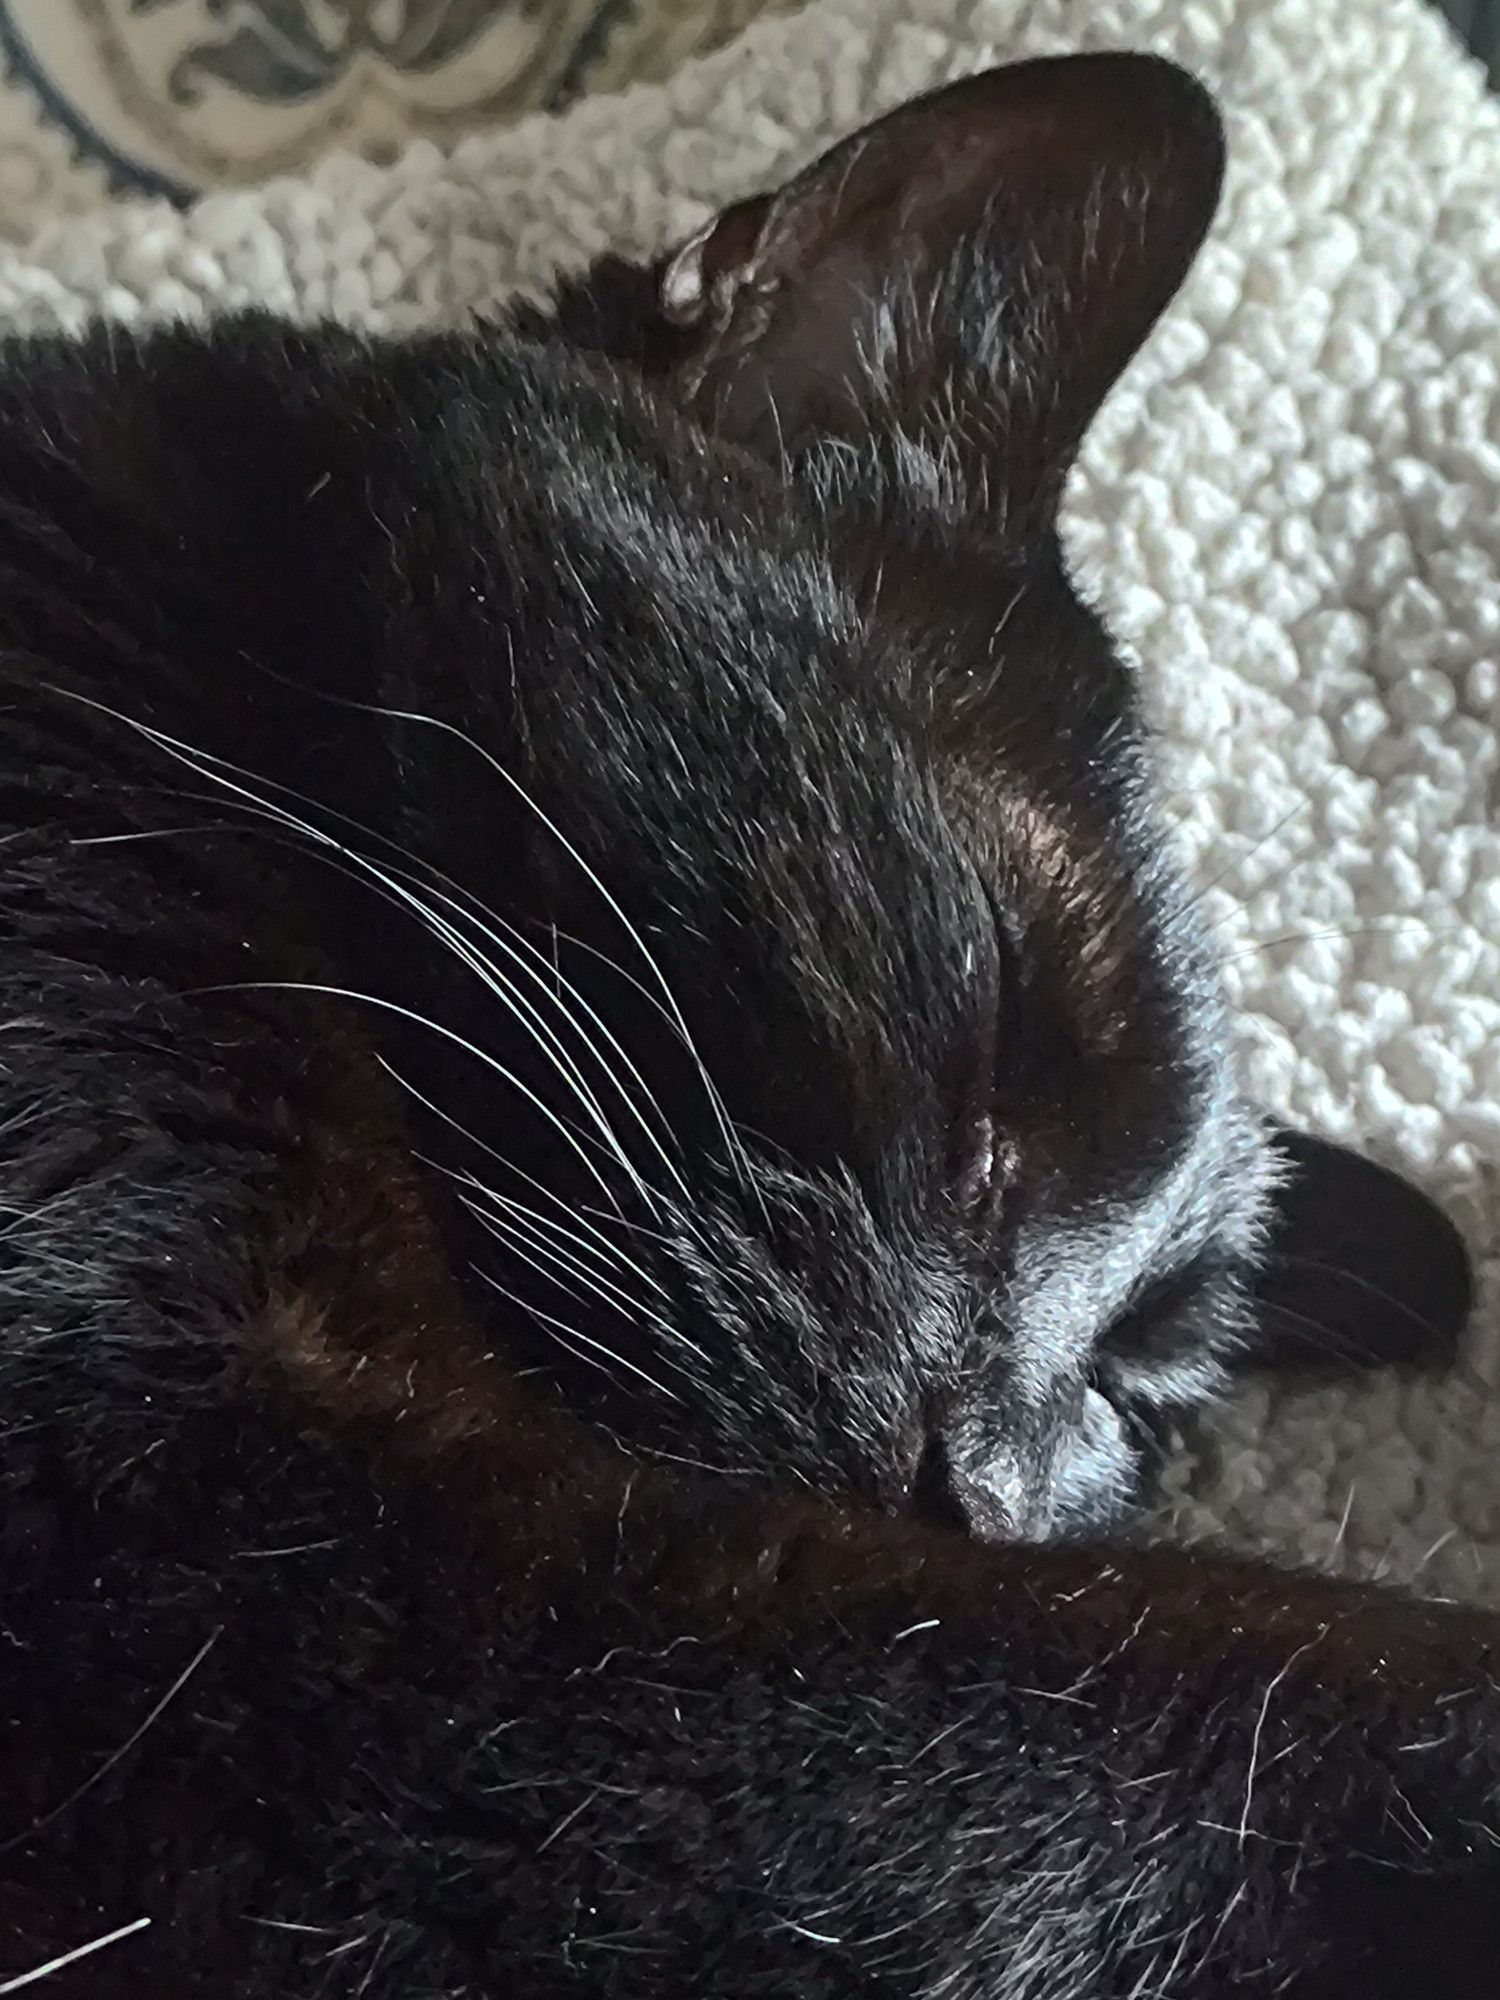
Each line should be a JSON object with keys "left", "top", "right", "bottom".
{"left": 1239, "top": 1130, "right": 1473, "bottom": 1380}
{"left": 637, "top": 52, "right": 1225, "bottom": 509}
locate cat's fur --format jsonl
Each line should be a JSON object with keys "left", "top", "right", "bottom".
{"left": 0, "top": 52, "right": 1494, "bottom": 1997}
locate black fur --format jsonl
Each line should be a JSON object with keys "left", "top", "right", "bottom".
{"left": 0, "top": 53, "right": 1491, "bottom": 1997}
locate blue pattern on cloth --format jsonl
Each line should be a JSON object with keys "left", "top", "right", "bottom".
{"left": 0, "top": 0, "right": 636, "bottom": 209}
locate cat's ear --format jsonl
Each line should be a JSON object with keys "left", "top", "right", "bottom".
{"left": 1238, "top": 1129, "right": 1473, "bottom": 1379}
{"left": 611, "top": 53, "right": 1223, "bottom": 515}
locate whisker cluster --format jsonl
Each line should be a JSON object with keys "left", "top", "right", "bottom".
{"left": 42, "top": 682, "right": 753, "bottom": 1410}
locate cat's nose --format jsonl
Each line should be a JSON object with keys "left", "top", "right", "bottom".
{"left": 914, "top": 1436, "right": 1054, "bottom": 1543}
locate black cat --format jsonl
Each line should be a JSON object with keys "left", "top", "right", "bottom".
{"left": 0, "top": 52, "right": 1491, "bottom": 1997}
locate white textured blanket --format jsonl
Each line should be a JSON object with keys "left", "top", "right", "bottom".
{"left": 2, "top": 0, "right": 1496, "bottom": 1604}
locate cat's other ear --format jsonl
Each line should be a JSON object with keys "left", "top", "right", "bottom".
{"left": 546, "top": 54, "right": 1224, "bottom": 519}
{"left": 1237, "top": 1129, "right": 1473, "bottom": 1379}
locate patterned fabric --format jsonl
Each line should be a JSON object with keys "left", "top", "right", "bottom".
{"left": 0, "top": 0, "right": 795, "bottom": 237}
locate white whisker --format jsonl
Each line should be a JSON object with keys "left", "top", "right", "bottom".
{"left": 0, "top": 1917, "right": 152, "bottom": 1994}
{"left": 464, "top": 1198, "right": 611, "bottom": 1323}
{"left": 384, "top": 1070, "right": 673, "bottom": 1310}
{"left": 400, "top": 887, "right": 692, "bottom": 1194}
{"left": 463, "top": 1196, "right": 667, "bottom": 1349}
{"left": 459, "top": 1185, "right": 706, "bottom": 1367}
{"left": 68, "top": 705, "right": 658, "bottom": 1210}
{"left": 0, "top": 1626, "right": 221, "bottom": 1857}
{"left": 151, "top": 738, "right": 693, "bottom": 1198}
{"left": 351, "top": 698, "right": 756, "bottom": 1197}
{"left": 488, "top": 1192, "right": 679, "bottom": 1315}
{"left": 194, "top": 977, "right": 640, "bottom": 1221}
{"left": 383, "top": 1060, "right": 673, "bottom": 1303}
{"left": 352, "top": 856, "right": 677, "bottom": 1218}
{"left": 179, "top": 800, "right": 646, "bottom": 1224}
{"left": 50, "top": 682, "right": 749, "bottom": 1195}
{"left": 576, "top": 1202, "right": 681, "bottom": 1249}
{"left": 470, "top": 1262, "right": 681, "bottom": 1405}
{"left": 49, "top": 687, "right": 691, "bottom": 1217}
{"left": 432, "top": 1150, "right": 666, "bottom": 1299}
{"left": 72, "top": 822, "right": 237, "bottom": 846}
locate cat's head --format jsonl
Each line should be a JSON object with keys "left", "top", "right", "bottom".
{"left": 383, "top": 54, "right": 1470, "bottom": 1539}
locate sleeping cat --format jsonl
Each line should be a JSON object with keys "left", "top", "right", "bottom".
{"left": 0, "top": 49, "right": 1494, "bottom": 1997}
